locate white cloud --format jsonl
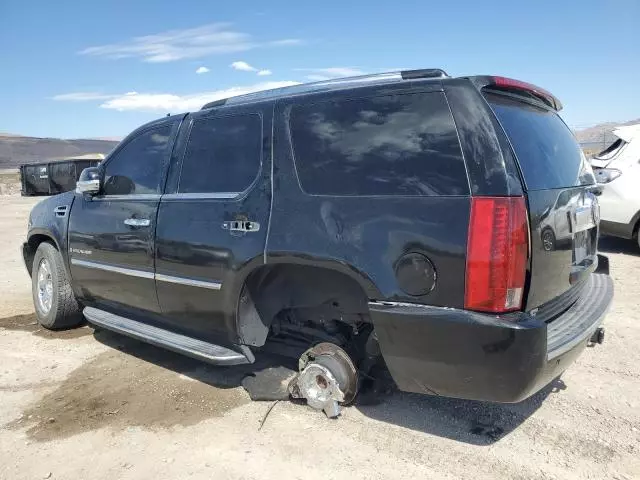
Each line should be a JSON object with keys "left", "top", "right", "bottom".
{"left": 296, "top": 67, "right": 366, "bottom": 81}
{"left": 195, "top": 66, "right": 210, "bottom": 74}
{"left": 52, "top": 92, "right": 117, "bottom": 101}
{"left": 231, "top": 61, "right": 256, "bottom": 72}
{"left": 232, "top": 62, "right": 273, "bottom": 76}
{"left": 92, "top": 81, "right": 300, "bottom": 112}
{"left": 79, "top": 23, "right": 302, "bottom": 63}
{"left": 268, "top": 39, "right": 302, "bottom": 46}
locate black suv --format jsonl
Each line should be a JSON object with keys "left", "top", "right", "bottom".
{"left": 23, "top": 69, "right": 613, "bottom": 415}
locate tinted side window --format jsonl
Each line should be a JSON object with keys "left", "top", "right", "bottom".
{"left": 103, "top": 125, "right": 172, "bottom": 195}
{"left": 179, "top": 114, "right": 262, "bottom": 193}
{"left": 289, "top": 92, "right": 468, "bottom": 196}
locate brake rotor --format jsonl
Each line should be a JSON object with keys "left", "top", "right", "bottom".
{"left": 289, "top": 343, "right": 358, "bottom": 418}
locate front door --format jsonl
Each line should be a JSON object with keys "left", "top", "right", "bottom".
{"left": 154, "top": 103, "right": 272, "bottom": 340}
{"left": 68, "top": 120, "right": 179, "bottom": 315}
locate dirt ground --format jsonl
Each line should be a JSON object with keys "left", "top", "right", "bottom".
{"left": 0, "top": 195, "right": 638, "bottom": 480}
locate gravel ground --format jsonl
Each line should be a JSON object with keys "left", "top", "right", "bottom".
{"left": 0, "top": 195, "right": 639, "bottom": 480}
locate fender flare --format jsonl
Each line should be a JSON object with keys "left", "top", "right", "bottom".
{"left": 25, "top": 228, "right": 69, "bottom": 277}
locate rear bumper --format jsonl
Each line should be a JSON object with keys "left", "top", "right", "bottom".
{"left": 370, "top": 272, "right": 614, "bottom": 403}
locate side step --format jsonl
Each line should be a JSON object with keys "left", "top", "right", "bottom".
{"left": 83, "top": 307, "right": 252, "bottom": 366}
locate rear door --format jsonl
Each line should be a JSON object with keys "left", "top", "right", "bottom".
{"left": 484, "top": 92, "right": 598, "bottom": 311}
{"left": 154, "top": 102, "right": 272, "bottom": 340}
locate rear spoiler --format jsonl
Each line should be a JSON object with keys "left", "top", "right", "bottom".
{"left": 469, "top": 75, "right": 563, "bottom": 111}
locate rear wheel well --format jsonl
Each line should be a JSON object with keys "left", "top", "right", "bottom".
{"left": 239, "top": 264, "right": 372, "bottom": 355}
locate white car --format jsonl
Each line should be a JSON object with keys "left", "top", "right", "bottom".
{"left": 591, "top": 123, "right": 640, "bottom": 248}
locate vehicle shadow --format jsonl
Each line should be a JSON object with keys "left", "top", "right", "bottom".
{"left": 94, "top": 327, "right": 562, "bottom": 445}
{"left": 354, "top": 373, "right": 564, "bottom": 445}
{"left": 92, "top": 327, "right": 298, "bottom": 395}
{"left": 599, "top": 235, "right": 639, "bottom": 257}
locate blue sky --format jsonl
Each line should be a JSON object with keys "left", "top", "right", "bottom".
{"left": 1, "top": 0, "right": 638, "bottom": 139}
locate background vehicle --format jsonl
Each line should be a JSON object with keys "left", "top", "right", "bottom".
{"left": 20, "top": 154, "right": 104, "bottom": 196}
{"left": 538, "top": 190, "right": 574, "bottom": 251}
{"left": 591, "top": 124, "right": 640, "bottom": 248}
{"left": 22, "top": 70, "right": 612, "bottom": 415}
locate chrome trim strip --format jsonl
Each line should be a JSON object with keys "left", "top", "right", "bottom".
{"left": 155, "top": 273, "right": 222, "bottom": 290}
{"left": 70, "top": 259, "right": 223, "bottom": 289}
{"left": 93, "top": 194, "right": 161, "bottom": 201}
{"left": 368, "top": 300, "right": 431, "bottom": 309}
{"left": 70, "top": 258, "right": 155, "bottom": 279}
{"left": 161, "top": 192, "right": 240, "bottom": 200}
{"left": 367, "top": 301, "right": 530, "bottom": 329}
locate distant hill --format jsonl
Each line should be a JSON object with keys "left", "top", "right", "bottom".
{"left": 575, "top": 118, "right": 640, "bottom": 146}
{"left": 0, "top": 134, "right": 119, "bottom": 169}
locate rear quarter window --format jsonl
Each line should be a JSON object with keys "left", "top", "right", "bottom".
{"left": 289, "top": 92, "right": 469, "bottom": 196}
{"left": 486, "top": 93, "right": 595, "bottom": 190}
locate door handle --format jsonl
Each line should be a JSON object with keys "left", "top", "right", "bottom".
{"left": 124, "top": 218, "right": 151, "bottom": 227}
{"left": 222, "top": 220, "right": 260, "bottom": 233}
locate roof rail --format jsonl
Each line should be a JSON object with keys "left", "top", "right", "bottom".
{"left": 201, "top": 68, "right": 448, "bottom": 110}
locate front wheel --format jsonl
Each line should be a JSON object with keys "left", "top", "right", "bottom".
{"left": 32, "top": 242, "right": 83, "bottom": 329}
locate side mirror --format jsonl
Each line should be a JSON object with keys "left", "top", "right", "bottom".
{"left": 76, "top": 167, "right": 102, "bottom": 195}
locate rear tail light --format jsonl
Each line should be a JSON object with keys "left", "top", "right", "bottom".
{"left": 465, "top": 197, "right": 529, "bottom": 313}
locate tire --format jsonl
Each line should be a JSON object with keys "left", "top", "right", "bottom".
{"left": 541, "top": 228, "right": 556, "bottom": 252}
{"left": 32, "top": 242, "right": 83, "bottom": 329}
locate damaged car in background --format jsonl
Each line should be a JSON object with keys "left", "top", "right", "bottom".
{"left": 590, "top": 123, "right": 640, "bottom": 249}
{"left": 23, "top": 69, "right": 613, "bottom": 417}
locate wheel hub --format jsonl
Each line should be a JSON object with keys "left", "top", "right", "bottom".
{"left": 289, "top": 343, "right": 358, "bottom": 418}
{"left": 36, "top": 258, "right": 53, "bottom": 314}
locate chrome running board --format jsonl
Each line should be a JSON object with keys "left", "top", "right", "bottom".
{"left": 83, "top": 307, "right": 251, "bottom": 365}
